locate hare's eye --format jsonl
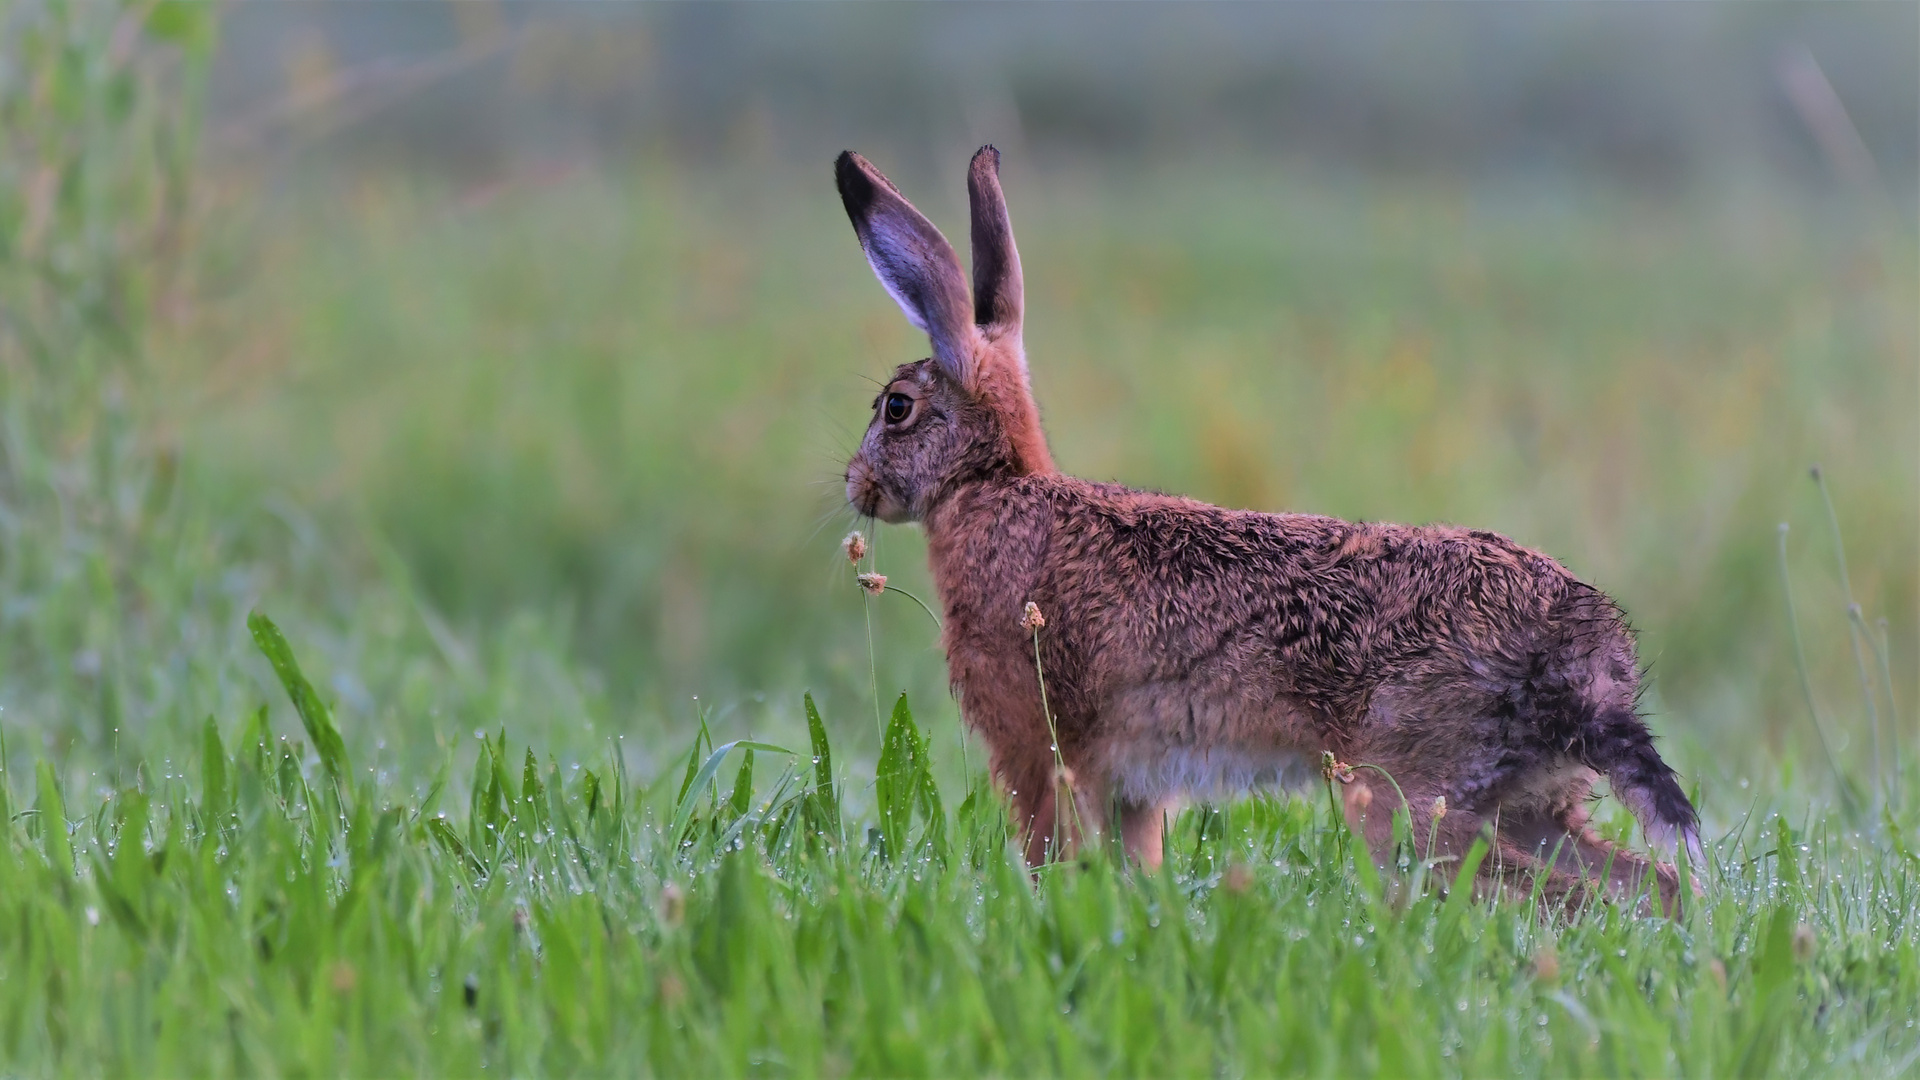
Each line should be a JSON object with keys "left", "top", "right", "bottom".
{"left": 884, "top": 392, "right": 912, "bottom": 424}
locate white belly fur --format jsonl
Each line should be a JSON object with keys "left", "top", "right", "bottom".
{"left": 1108, "top": 744, "right": 1318, "bottom": 804}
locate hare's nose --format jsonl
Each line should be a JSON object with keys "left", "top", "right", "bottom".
{"left": 845, "top": 461, "right": 878, "bottom": 515}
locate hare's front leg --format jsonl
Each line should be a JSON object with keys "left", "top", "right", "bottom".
{"left": 1117, "top": 799, "right": 1177, "bottom": 869}
{"left": 1001, "top": 745, "right": 1101, "bottom": 865}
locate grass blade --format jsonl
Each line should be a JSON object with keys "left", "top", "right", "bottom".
{"left": 804, "top": 692, "right": 840, "bottom": 838}
{"left": 246, "top": 611, "right": 350, "bottom": 788}
{"left": 201, "top": 715, "right": 230, "bottom": 821}
{"left": 35, "top": 761, "right": 72, "bottom": 878}
{"left": 670, "top": 740, "right": 793, "bottom": 845}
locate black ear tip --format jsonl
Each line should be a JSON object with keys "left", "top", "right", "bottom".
{"left": 835, "top": 151, "right": 876, "bottom": 215}
{"left": 971, "top": 144, "right": 1001, "bottom": 172}
{"left": 834, "top": 150, "right": 863, "bottom": 186}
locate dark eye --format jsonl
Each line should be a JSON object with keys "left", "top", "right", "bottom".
{"left": 883, "top": 392, "right": 912, "bottom": 424}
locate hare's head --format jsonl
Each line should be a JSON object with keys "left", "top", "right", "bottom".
{"left": 839, "top": 146, "right": 1054, "bottom": 523}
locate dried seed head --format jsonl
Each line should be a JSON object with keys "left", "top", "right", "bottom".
{"left": 328, "top": 960, "right": 358, "bottom": 994}
{"left": 1432, "top": 795, "right": 1448, "bottom": 820}
{"left": 841, "top": 530, "right": 868, "bottom": 564}
{"left": 1021, "top": 601, "right": 1046, "bottom": 632}
{"left": 1052, "top": 764, "right": 1077, "bottom": 790}
{"left": 659, "top": 882, "right": 686, "bottom": 927}
{"left": 1317, "top": 751, "right": 1359, "bottom": 785}
{"left": 1792, "top": 922, "right": 1817, "bottom": 962}
{"left": 658, "top": 972, "right": 687, "bottom": 1007}
{"left": 1708, "top": 958, "right": 1728, "bottom": 991}
{"left": 856, "top": 572, "right": 887, "bottom": 596}
{"left": 1222, "top": 863, "right": 1254, "bottom": 895}
{"left": 1532, "top": 946, "right": 1559, "bottom": 984}
{"left": 512, "top": 907, "right": 529, "bottom": 934}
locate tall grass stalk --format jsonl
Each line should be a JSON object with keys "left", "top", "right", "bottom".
{"left": 862, "top": 593, "right": 885, "bottom": 743}
{"left": 1811, "top": 466, "right": 1889, "bottom": 809}
{"left": 1875, "top": 616, "right": 1903, "bottom": 807}
{"left": 1777, "top": 522, "right": 1854, "bottom": 807}
{"left": 1025, "top": 604, "right": 1080, "bottom": 856}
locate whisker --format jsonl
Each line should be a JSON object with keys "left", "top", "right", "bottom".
{"left": 803, "top": 499, "right": 859, "bottom": 548}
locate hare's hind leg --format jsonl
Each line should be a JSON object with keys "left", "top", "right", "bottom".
{"left": 1497, "top": 807, "right": 1686, "bottom": 915}
{"left": 1341, "top": 771, "right": 1489, "bottom": 896}
{"left": 1004, "top": 751, "right": 1064, "bottom": 865}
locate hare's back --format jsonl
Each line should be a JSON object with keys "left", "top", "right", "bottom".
{"left": 1043, "top": 479, "right": 1592, "bottom": 667}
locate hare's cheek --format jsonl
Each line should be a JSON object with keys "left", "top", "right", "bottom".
{"left": 868, "top": 484, "right": 913, "bottom": 524}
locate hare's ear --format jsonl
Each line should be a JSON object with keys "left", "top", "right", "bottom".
{"left": 836, "top": 150, "right": 977, "bottom": 385}
{"left": 967, "top": 145, "right": 1022, "bottom": 336}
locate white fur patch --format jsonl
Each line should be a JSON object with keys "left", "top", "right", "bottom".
{"left": 1109, "top": 744, "right": 1317, "bottom": 804}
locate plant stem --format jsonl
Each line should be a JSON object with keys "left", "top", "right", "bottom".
{"left": 862, "top": 585, "right": 884, "bottom": 746}
{"left": 1031, "top": 627, "right": 1078, "bottom": 856}
{"left": 880, "top": 584, "right": 943, "bottom": 632}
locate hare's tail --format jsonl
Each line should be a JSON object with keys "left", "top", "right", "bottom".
{"left": 1581, "top": 701, "right": 1702, "bottom": 862}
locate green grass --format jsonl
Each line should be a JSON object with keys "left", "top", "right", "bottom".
{"left": 3, "top": 4, "right": 1919, "bottom": 1074}
{"left": 3, "top": 619, "right": 1917, "bottom": 1075}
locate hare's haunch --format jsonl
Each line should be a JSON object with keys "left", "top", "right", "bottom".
{"left": 837, "top": 147, "right": 1699, "bottom": 910}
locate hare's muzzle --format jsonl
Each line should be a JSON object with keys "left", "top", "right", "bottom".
{"left": 845, "top": 458, "right": 881, "bottom": 519}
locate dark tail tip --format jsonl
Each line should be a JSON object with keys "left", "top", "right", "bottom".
{"left": 1587, "top": 704, "right": 1700, "bottom": 853}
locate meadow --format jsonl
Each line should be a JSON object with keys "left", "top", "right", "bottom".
{"left": 1, "top": 5, "right": 1917, "bottom": 1074}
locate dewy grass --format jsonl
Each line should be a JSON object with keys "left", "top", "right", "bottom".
{"left": 0, "top": 616, "right": 1916, "bottom": 1077}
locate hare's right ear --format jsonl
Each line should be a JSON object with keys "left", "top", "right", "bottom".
{"left": 836, "top": 151, "right": 977, "bottom": 385}
{"left": 967, "top": 145, "right": 1022, "bottom": 338}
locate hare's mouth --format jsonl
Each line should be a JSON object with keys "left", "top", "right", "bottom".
{"left": 846, "top": 462, "right": 912, "bottom": 523}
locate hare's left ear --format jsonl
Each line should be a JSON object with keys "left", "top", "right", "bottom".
{"left": 967, "top": 145, "right": 1022, "bottom": 338}
{"left": 836, "top": 150, "right": 977, "bottom": 385}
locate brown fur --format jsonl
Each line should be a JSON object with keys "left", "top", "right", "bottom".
{"left": 836, "top": 146, "right": 1698, "bottom": 911}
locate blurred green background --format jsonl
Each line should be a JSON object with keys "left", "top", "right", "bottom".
{"left": 1, "top": 2, "right": 1914, "bottom": 813}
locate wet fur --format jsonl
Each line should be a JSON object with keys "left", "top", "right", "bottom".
{"left": 837, "top": 146, "right": 1699, "bottom": 911}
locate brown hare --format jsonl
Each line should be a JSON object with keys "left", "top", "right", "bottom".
{"left": 837, "top": 146, "right": 1699, "bottom": 909}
